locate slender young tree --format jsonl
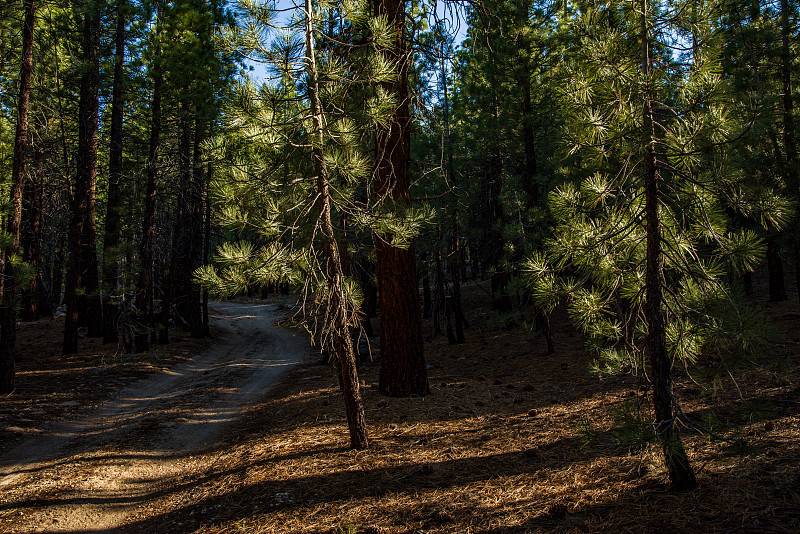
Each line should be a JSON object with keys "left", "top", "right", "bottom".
{"left": 522, "top": 0, "right": 771, "bottom": 491}
{"left": 639, "top": 0, "right": 696, "bottom": 490}
{"left": 304, "top": 0, "right": 368, "bottom": 447}
{"left": 198, "top": 0, "right": 423, "bottom": 447}
{"left": 102, "top": 0, "right": 128, "bottom": 344}
{"left": 136, "top": 1, "right": 163, "bottom": 341}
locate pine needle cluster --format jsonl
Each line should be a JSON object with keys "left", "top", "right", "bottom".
{"left": 522, "top": 0, "right": 774, "bottom": 380}
{"left": 195, "top": 0, "right": 429, "bottom": 343}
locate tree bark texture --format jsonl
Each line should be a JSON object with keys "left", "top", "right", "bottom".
{"left": 1, "top": 0, "right": 35, "bottom": 392}
{"left": 64, "top": 2, "right": 103, "bottom": 353}
{"left": 374, "top": 0, "right": 428, "bottom": 397}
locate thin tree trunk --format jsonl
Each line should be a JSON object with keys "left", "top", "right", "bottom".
{"left": 103, "top": 0, "right": 127, "bottom": 344}
{"left": 422, "top": 273, "right": 432, "bottom": 318}
{"left": 374, "top": 0, "right": 428, "bottom": 397}
{"left": 21, "top": 151, "right": 49, "bottom": 321}
{"left": 173, "top": 107, "right": 194, "bottom": 327}
{"left": 768, "top": 237, "right": 787, "bottom": 302}
{"left": 441, "top": 51, "right": 465, "bottom": 343}
{"left": 521, "top": 81, "right": 538, "bottom": 209}
{"left": 189, "top": 117, "right": 206, "bottom": 338}
{"left": 51, "top": 235, "right": 65, "bottom": 307}
{"left": 159, "top": 235, "right": 175, "bottom": 345}
{"left": 203, "top": 166, "right": 211, "bottom": 336}
{"left": 1, "top": 0, "right": 36, "bottom": 392}
{"left": 641, "top": 2, "right": 696, "bottom": 491}
{"left": 137, "top": 1, "right": 162, "bottom": 335}
{"left": 779, "top": 0, "right": 800, "bottom": 303}
{"left": 65, "top": 0, "right": 103, "bottom": 351}
{"left": 433, "top": 245, "right": 444, "bottom": 337}
{"left": 305, "top": 0, "right": 368, "bottom": 449}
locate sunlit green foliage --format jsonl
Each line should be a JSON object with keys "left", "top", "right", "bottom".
{"left": 521, "top": 0, "right": 774, "bottom": 379}
{"left": 197, "top": 0, "right": 430, "bottom": 316}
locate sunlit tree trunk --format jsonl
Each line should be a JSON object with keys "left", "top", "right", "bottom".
{"left": 305, "top": 0, "right": 368, "bottom": 448}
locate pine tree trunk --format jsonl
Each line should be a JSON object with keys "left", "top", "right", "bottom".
{"left": 450, "top": 237, "right": 466, "bottom": 343}
{"left": 51, "top": 235, "right": 65, "bottom": 307}
{"left": 519, "top": 55, "right": 538, "bottom": 209}
{"left": 103, "top": 0, "right": 126, "bottom": 344}
{"left": 159, "top": 239, "right": 175, "bottom": 345}
{"left": 21, "top": 160, "right": 49, "bottom": 321}
{"left": 64, "top": 1, "right": 103, "bottom": 352}
{"left": 767, "top": 236, "right": 787, "bottom": 302}
{"left": 433, "top": 247, "right": 444, "bottom": 338}
{"left": 203, "top": 166, "right": 211, "bottom": 336}
{"left": 779, "top": 0, "right": 800, "bottom": 304}
{"left": 172, "top": 109, "right": 194, "bottom": 327}
{"left": 137, "top": 1, "right": 162, "bottom": 330}
{"left": 1, "top": 0, "right": 35, "bottom": 392}
{"left": 189, "top": 118, "right": 206, "bottom": 338}
{"left": 641, "top": 3, "right": 696, "bottom": 491}
{"left": 441, "top": 47, "right": 465, "bottom": 344}
{"left": 374, "top": 0, "right": 428, "bottom": 397}
{"left": 305, "top": 0, "right": 368, "bottom": 448}
{"left": 422, "top": 273, "right": 431, "bottom": 319}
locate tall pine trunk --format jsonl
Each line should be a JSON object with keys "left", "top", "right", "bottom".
{"left": 137, "top": 2, "right": 162, "bottom": 341}
{"left": 779, "top": 0, "right": 800, "bottom": 303}
{"left": 103, "top": 0, "right": 127, "bottom": 344}
{"left": 203, "top": 167, "right": 211, "bottom": 336}
{"left": 64, "top": 1, "right": 103, "bottom": 353}
{"left": 641, "top": 2, "right": 696, "bottom": 491}
{"left": 374, "top": 0, "right": 428, "bottom": 397}
{"left": 1, "top": 0, "right": 36, "bottom": 392}
{"left": 189, "top": 118, "right": 206, "bottom": 338}
{"left": 441, "top": 42, "right": 465, "bottom": 343}
{"left": 20, "top": 153, "right": 50, "bottom": 321}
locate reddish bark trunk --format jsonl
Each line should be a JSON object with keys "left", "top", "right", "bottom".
{"left": 1, "top": 0, "right": 35, "bottom": 391}
{"left": 64, "top": 2, "right": 103, "bottom": 353}
{"left": 374, "top": 0, "right": 428, "bottom": 397}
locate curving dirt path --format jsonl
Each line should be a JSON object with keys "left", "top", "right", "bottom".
{"left": 0, "top": 302, "right": 308, "bottom": 533}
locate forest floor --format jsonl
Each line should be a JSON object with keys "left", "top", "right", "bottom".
{"left": 0, "top": 277, "right": 799, "bottom": 534}
{"left": 0, "top": 301, "right": 309, "bottom": 533}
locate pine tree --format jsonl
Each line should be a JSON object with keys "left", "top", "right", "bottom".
{"left": 197, "top": 0, "right": 428, "bottom": 448}
{"left": 64, "top": 0, "right": 103, "bottom": 353}
{"left": 102, "top": 0, "right": 128, "bottom": 344}
{"left": 1, "top": 0, "right": 36, "bottom": 393}
{"left": 522, "top": 0, "right": 773, "bottom": 491}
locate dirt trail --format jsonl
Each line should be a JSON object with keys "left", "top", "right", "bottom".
{"left": 0, "top": 302, "right": 308, "bottom": 533}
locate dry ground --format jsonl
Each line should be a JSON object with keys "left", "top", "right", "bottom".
{"left": 1, "top": 278, "right": 798, "bottom": 533}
